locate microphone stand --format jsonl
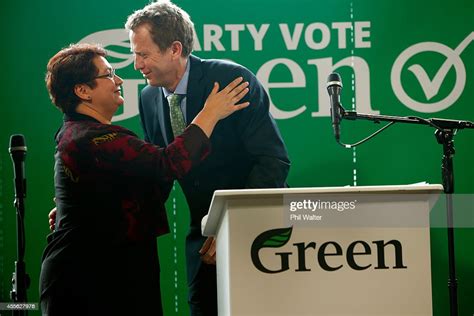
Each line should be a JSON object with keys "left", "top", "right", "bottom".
{"left": 336, "top": 103, "right": 474, "bottom": 316}
{"left": 10, "top": 171, "right": 30, "bottom": 316}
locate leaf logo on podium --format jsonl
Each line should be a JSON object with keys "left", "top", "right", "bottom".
{"left": 250, "top": 227, "right": 293, "bottom": 273}
{"left": 255, "top": 226, "right": 293, "bottom": 248}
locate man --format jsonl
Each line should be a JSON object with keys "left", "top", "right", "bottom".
{"left": 124, "top": 1, "right": 290, "bottom": 315}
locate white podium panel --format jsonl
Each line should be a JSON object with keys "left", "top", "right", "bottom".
{"left": 202, "top": 185, "right": 443, "bottom": 316}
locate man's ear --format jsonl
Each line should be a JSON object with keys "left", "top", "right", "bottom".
{"left": 170, "top": 41, "right": 183, "bottom": 59}
{"left": 74, "top": 83, "right": 91, "bottom": 101}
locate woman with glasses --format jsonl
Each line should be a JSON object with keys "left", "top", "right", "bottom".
{"left": 39, "top": 43, "right": 249, "bottom": 316}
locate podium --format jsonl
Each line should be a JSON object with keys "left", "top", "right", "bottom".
{"left": 202, "top": 184, "right": 443, "bottom": 316}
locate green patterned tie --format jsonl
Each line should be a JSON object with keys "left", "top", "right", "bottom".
{"left": 167, "top": 94, "right": 186, "bottom": 137}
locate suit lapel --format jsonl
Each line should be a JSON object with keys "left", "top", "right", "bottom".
{"left": 186, "top": 55, "right": 206, "bottom": 122}
{"left": 155, "top": 89, "right": 173, "bottom": 146}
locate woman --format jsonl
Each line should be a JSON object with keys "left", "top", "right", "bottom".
{"left": 39, "top": 43, "right": 249, "bottom": 316}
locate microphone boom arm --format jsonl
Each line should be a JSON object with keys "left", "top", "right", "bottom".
{"left": 342, "top": 108, "right": 474, "bottom": 130}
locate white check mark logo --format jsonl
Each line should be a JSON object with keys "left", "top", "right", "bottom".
{"left": 408, "top": 32, "right": 474, "bottom": 100}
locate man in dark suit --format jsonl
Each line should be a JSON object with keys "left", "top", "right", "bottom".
{"left": 125, "top": 1, "right": 290, "bottom": 315}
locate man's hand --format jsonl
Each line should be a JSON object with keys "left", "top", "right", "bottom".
{"left": 199, "top": 237, "right": 216, "bottom": 265}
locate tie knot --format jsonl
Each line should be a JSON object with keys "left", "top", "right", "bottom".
{"left": 167, "top": 94, "right": 181, "bottom": 107}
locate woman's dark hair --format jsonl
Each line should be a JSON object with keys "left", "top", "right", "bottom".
{"left": 45, "top": 43, "right": 106, "bottom": 113}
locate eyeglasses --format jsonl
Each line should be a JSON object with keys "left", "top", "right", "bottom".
{"left": 94, "top": 68, "right": 116, "bottom": 80}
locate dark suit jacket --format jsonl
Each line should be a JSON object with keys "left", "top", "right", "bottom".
{"left": 138, "top": 54, "right": 290, "bottom": 285}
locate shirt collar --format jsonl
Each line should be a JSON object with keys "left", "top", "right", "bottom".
{"left": 162, "top": 58, "right": 190, "bottom": 98}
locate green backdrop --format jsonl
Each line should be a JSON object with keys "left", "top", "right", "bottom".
{"left": 0, "top": 0, "right": 473, "bottom": 315}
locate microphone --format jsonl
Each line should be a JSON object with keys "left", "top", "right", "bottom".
{"left": 9, "top": 134, "right": 27, "bottom": 199}
{"left": 326, "top": 73, "right": 343, "bottom": 142}
{"left": 9, "top": 134, "right": 30, "bottom": 304}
